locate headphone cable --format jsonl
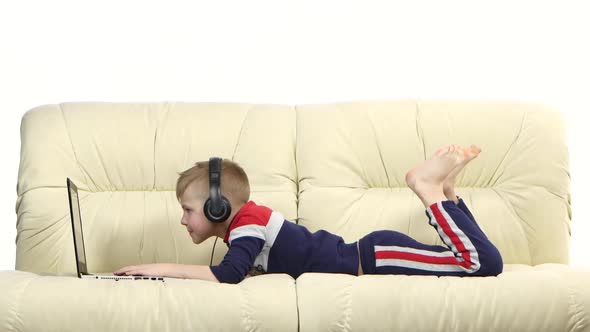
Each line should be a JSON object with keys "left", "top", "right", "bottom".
{"left": 210, "top": 236, "right": 218, "bottom": 266}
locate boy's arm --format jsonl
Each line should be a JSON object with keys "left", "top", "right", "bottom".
{"left": 114, "top": 237, "right": 264, "bottom": 283}
{"left": 172, "top": 264, "right": 219, "bottom": 282}
{"left": 114, "top": 263, "right": 219, "bottom": 282}
{"left": 210, "top": 237, "right": 265, "bottom": 284}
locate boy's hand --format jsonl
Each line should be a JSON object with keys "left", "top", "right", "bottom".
{"left": 114, "top": 263, "right": 219, "bottom": 282}
{"left": 114, "top": 263, "right": 173, "bottom": 277}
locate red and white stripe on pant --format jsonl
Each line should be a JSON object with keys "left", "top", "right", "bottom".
{"left": 375, "top": 201, "right": 481, "bottom": 273}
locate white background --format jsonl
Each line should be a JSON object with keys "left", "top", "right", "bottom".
{"left": 1, "top": 0, "right": 589, "bottom": 270}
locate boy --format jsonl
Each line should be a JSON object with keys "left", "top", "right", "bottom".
{"left": 114, "top": 144, "right": 503, "bottom": 282}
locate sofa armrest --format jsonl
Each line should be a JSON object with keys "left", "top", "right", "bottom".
{"left": 0, "top": 270, "right": 297, "bottom": 332}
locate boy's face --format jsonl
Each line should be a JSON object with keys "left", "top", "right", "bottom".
{"left": 179, "top": 183, "right": 219, "bottom": 244}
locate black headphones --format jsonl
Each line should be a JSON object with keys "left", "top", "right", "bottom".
{"left": 203, "top": 157, "right": 232, "bottom": 223}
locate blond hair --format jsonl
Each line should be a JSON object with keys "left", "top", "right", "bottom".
{"left": 176, "top": 159, "right": 250, "bottom": 205}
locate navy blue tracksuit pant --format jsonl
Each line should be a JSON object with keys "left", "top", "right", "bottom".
{"left": 358, "top": 197, "right": 503, "bottom": 277}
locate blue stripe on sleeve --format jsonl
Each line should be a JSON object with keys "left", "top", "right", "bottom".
{"left": 210, "top": 237, "right": 265, "bottom": 284}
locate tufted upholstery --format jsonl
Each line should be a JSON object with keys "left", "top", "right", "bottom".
{"left": 16, "top": 102, "right": 297, "bottom": 274}
{"left": 296, "top": 100, "right": 571, "bottom": 265}
{"left": 2, "top": 100, "right": 588, "bottom": 332}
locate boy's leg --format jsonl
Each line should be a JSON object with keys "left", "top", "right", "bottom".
{"left": 442, "top": 144, "right": 481, "bottom": 222}
{"left": 382, "top": 144, "right": 504, "bottom": 276}
{"left": 443, "top": 188, "right": 486, "bottom": 236}
{"left": 437, "top": 144, "right": 487, "bottom": 237}
{"left": 359, "top": 199, "right": 502, "bottom": 277}
{"left": 444, "top": 181, "right": 479, "bottom": 226}
{"left": 424, "top": 199, "right": 501, "bottom": 275}
{"left": 454, "top": 196, "right": 486, "bottom": 235}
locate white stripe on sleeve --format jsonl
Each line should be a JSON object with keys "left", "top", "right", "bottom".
{"left": 229, "top": 224, "right": 265, "bottom": 244}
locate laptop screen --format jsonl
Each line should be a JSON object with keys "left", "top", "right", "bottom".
{"left": 67, "top": 178, "right": 88, "bottom": 277}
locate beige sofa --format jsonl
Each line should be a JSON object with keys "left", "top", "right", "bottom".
{"left": 1, "top": 100, "right": 589, "bottom": 331}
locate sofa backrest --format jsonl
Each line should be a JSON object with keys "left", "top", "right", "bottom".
{"left": 296, "top": 100, "right": 571, "bottom": 266}
{"left": 16, "top": 102, "right": 297, "bottom": 273}
{"left": 15, "top": 100, "right": 571, "bottom": 274}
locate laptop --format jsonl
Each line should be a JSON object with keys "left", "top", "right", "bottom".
{"left": 67, "top": 178, "right": 165, "bottom": 281}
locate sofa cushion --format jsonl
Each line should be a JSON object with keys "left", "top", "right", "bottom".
{"left": 296, "top": 100, "right": 571, "bottom": 265}
{"left": 16, "top": 102, "right": 297, "bottom": 274}
{"left": 296, "top": 265, "right": 590, "bottom": 331}
{"left": 0, "top": 270, "right": 298, "bottom": 332}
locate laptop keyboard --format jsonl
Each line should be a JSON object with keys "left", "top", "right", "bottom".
{"left": 92, "top": 275, "right": 165, "bottom": 281}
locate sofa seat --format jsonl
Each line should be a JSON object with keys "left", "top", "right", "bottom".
{"left": 0, "top": 270, "right": 298, "bottom": 332}
{"left": 297, "top": 264, "right": 590, "bottom": 332}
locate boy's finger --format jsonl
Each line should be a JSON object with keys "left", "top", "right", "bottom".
{"left": 114, "top": 266, "right": 135, "bottom": 274}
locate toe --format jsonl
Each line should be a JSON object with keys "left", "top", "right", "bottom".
{"left": 448, "top": 144, "right": 457, "bottom": 154}
{"left": 434, "top": 145, "right": 451, "bottom": 157}
{"left": 451, "top": 144, "right": 464, "bottom": 159}
{"left": 471, "top": 145, "right": 482, "bottom": 154}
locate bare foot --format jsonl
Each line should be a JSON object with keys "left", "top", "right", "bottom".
{"left": 406, "top": 145, "right": 464, "bottom": 206}
{"left": 435, "top": 144, "right": 481, "bottom": 198}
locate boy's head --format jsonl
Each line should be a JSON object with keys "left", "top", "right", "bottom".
{"left": 176, "top": 159, "right": 250, "bottom": 244}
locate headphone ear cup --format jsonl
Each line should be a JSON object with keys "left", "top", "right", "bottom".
{"left": 204, "top": 197, "right": 232, "bottom": 223}
{"left": 220, "top": 197, "right": 232, "bottom": 221}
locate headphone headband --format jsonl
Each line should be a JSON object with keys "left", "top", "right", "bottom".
{"left": 204, "top": 157, "right": 231, "bottom": 223}
{"left": 208, "top": 157, "right": 223, "bottom": 215}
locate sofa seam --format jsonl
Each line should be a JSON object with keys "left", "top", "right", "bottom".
{"left": 560, "top": 271, "right": 588, "bottom": 332}
{"left": 341, "top": 277, "right": 354, "bottom": 332}
{"left": 415, "top": 99, "right": 426, "bottom": 161}
{"left": 140, "top": 192, "right": 146, "bottom": 262}
{"left": 153, "top": 102, "right": 171, "bottom": 190}
{"left": 491, "top": 110, "right": 534, "bottom": 265}
{"left": 17, "top": 187, "right": 296, "bottom": 194}
{"left": 490, "top": 187, "right": 533, "bottom": 265}
{"left": 9, "top": 274, "right": 39, "bottom": 332}
{"left": 367, "top": 110, "right": 390, "bottom": 188}
{"left": 155, "top": 102, "right": 178, "bottom": 262}
{"left": 335, "top": 104, "right": 369, "bottom": 189}
{"left": 164, "top": 191, "right": 178, "bottom": 263}
{"left": 239, "top": 282, "right": 254, "bottom": 332}
{"left": 92, "top": 129, "right": 115, "bottom": 189}
{"left": 294, "top": 105, "right": 299, "bottom": 225}
{"left": 489, "top": 109, "right": 527, "bottom": 188}
{"left": 231, "top": 105, "right": 252, "bottom": 161}
{"left": 294, "top": 278, "right": 301, "bottom": 332}
{"left": 59, "top": 104, "right": 94, "bottom": 189}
